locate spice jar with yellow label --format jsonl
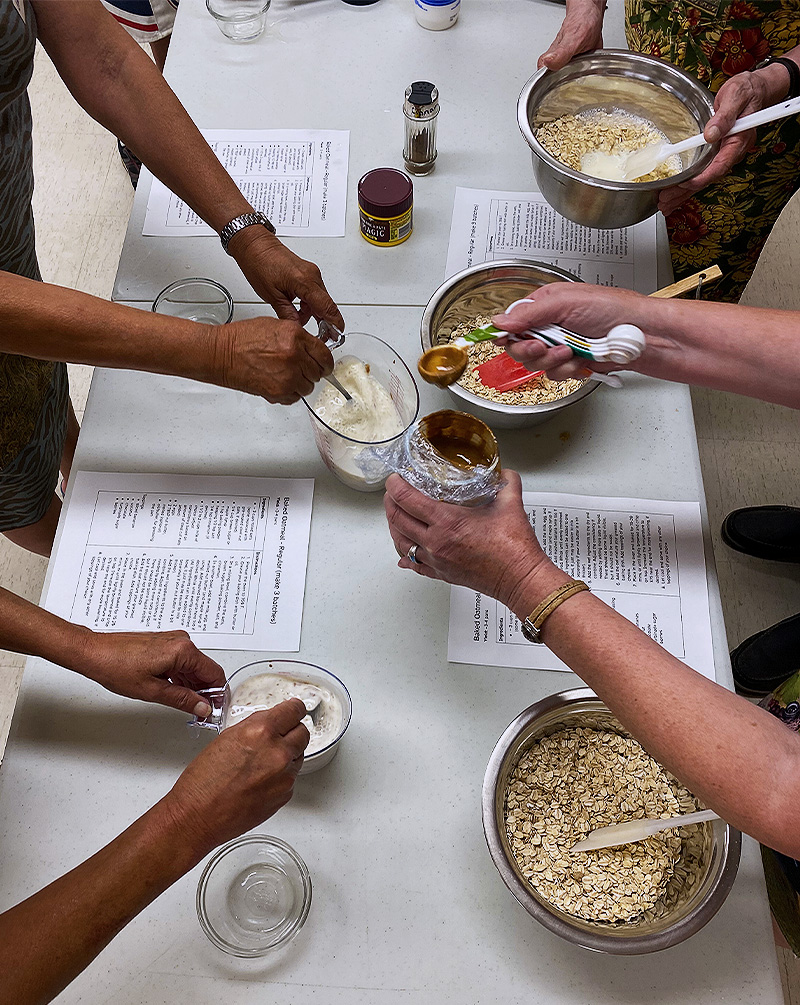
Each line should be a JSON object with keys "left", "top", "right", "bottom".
{"left": 358, "top": 167, "right": 413, "bottom": 246}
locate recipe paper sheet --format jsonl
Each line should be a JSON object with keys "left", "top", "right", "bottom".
{"left": 448, "top": 492, "right": 715, "bottom": 679}
{"left": 445, "top": 188, "right": 659, "bottom": 293}
{"left": 43, "top": 472, "right": 314, "bottom": 651}
{"left": 143, "top": 129, "right": 349, "bottom": 237}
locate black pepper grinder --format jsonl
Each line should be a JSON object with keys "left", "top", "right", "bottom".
{"left": 403, "top": 81, "right": 439, "bottom": 176}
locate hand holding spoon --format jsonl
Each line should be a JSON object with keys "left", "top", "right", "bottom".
{"left": 417, "top": 266, "right": 721, "bottom": 388}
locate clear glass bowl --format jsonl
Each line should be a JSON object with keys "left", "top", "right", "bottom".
{"left": 152, "top": 278, "right": 234, "bottom": 325}
{"left": 197, "top": 834, "right": 312, "bottom": 957}
{"left": 205, "top": 0, "right": 271, "bottom": 41}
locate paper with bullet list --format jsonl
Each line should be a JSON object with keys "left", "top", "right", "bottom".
{"left": 143, "top": 129, "right": 349, "bottom": 238}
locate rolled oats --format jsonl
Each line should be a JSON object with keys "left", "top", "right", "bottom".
{"left": 503, "top": 725, "right": 710, "bottom": 925}
{"left": 443, "top": 316, "right": 586, "bottom": 406}
{"left": 536, "top": 108, "right": 681, "bottom": 183}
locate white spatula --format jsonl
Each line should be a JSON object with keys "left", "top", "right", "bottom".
{"left": 582, "top": 94, "right": 800, "bottom": 182}
{"left": 570, "top": 808, "right": 720, "bottom": 852}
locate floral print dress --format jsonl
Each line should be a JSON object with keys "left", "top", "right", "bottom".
{"left": 625, "top": 0, "right": 800, "bottom": 302}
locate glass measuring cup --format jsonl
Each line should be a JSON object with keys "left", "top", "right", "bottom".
{"left": 190, "top": 659, "right": 352, "bottom": 774}
{"left": 303, "top": 332, "right": 420, "bottom": 492}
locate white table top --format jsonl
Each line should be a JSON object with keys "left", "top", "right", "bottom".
{"left": 113, "top": 0, "right": 633, "bottom": 306}
{"left": 0, "top": 304, "right": 783, "bottom": 1003}
{"left": 1, "top": 0, "right": 783, "bottom": 999}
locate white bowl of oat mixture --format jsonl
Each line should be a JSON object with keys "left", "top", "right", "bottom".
{"left": 519, "top": 51, "right": 717, "bottom": 229}
{"left": 482, "top": 688, "right": 740, "bottom": 954}
{"left": 420, "top": 260, "right": 599, "bottom": 429}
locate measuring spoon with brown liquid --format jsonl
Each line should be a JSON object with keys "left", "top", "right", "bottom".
{"left": 417, "top": 266, "right": 722, "bottom": 388}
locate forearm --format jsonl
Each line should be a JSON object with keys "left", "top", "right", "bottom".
{"left": 509, "top": 560, "right": 800, "bottom": 856}
{"left": 0, "top": 797, "right": 203, "bottom": 1005}
{"left": 0, "top": 586, "right": 92, "bottom": 670}
{"left": 626, "top": 296, "right": 800, "bottom": 407}
{"left": 33, "top": 0, "right": 251, "bottom": 234}
{"left": 1, "top": 272, "right": 218, "bottom": 379}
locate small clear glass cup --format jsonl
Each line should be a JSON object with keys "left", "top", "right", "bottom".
{"left": 206, "top": 0, "right": 270, "bottom": 40}
{"left": 303, "top": 332, "right": 420, "bottom": 492}
{"left": 152, "top": 278, "right": 234, "bottom": 324}
{"left": 197, "top": 834, "right": 312, "bottom": 957}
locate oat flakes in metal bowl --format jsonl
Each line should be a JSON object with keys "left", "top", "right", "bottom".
{"left": 446, "top": 315, "right": 586, "bottom": 407}
{"left": 503, "top": 725, "right": 711, "bottom": 926}
{"left": 536, "top": 108, "right": 681, "bottom": 183}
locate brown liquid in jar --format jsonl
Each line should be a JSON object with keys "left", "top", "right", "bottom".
{"left": 426, "top": 430, "right": 488, "bottom": 468}
{"left": 419, "top": 409, "right": 499, "bottom": 470}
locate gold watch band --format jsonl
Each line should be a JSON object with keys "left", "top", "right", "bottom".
{"left": 521, "top": 580, "right": 590, "bottom": 644}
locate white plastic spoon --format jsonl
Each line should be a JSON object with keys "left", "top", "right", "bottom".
{"left": 570, "top": 808, "right": 720, "bottom": 853}
{"left": 581, "top": 94, "right": 800, "bottom": 182}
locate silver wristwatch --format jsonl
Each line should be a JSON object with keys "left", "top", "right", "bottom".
{"left": 219, "top": 211, "right": 276, "bottom": 254}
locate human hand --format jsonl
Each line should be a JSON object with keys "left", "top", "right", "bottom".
{"left": 164, "top": 698, "right": 309, "bottom": 854}
{"left": 384, "top": 470, "right": 560, "bottom": 612}
{"left": 491, "top": 283, "right": 660, "bottom": 381}
{"left": 210, "top": 315, "right": 334, "bottom": 404}
{"left": 228, "top": 226, "right": 345, "bottom": 330}
{"left": 657, "top": 69, "right": 777, "bottom": 216}
{"left": 538, "top": 0, "right": 605, "bottom": 72}
{"left": 79, "top": 630, "right": 226, "bottom": 716}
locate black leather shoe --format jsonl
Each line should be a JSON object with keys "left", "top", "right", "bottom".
{"left": 731, "top": 612, "right": 800, "bottom": 696}
{"left": 721, "top": 505, "right": 800, "bottom": 562}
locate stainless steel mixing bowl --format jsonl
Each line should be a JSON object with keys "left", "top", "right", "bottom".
{"left": 518, "top": 50, "right": 717, "bottom": 228}
{"left": 482, "top": 687, "right": 741, "bottom": 954}
{"left": 420, "top": 259, "right": 598, "bottom": 429}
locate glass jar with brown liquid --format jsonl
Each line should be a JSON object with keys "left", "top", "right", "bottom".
{"left": 403, "top": 409, "right": 501, "bottom": 506}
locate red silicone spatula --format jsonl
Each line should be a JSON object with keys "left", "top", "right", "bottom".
{"left": 475, "top": 354, "right": 544, "bottom": 391}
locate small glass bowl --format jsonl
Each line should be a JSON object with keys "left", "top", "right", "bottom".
{"left": 152, "top": 278, "right": 234, "bottom": 325}
{"left": 205, "top": 0, "right": 271, "bottom": 41}
{"left": 197, "top": 834, "right": 312, "bottom": 957}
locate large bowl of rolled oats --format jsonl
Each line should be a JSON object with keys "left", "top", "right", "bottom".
{"left": 482, "top": 688, "right": 740, "bottom": 954}
{"left": 420, "top": 259, "right": 599, "bottom": 429}
{"left": 518, "top": 50, "right": 717, "bottom": 229}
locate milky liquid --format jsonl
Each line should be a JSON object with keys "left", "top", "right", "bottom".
{"left": 224, "top": 672, "right": 343, "bottom": 755}
{"left": 313, "top": 356, "right": 404, "bottom": 487}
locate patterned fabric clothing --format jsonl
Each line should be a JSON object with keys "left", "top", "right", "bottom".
{"left": 100, "top": 0, "right": 178, "bottom": 42}
{"left": 626, "top": 0, "right": 800, "bottom": 303}
{"left": 760, "top": 673, "right": 800, "bottom": 954}
{"left": 0, "top": 0, "right": 68, "bottom": 530}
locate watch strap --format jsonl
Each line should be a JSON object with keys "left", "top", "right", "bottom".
{"left": 219, "top": 211, "right": 276, "bottom": 254}
{"left": 521, "top": 579, "right": 590, "bottom": 644}
{"left": 755, "top": 56, "right": 800, "bottom": 100}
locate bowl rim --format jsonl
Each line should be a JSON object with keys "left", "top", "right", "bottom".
{"left": 229, "top": 658, "right": 353, "bottom": 760}
{"left": 481, "top": 686, "right": 742, "bottom": 954}
{"left": 196, "top": 833, "right": 312, "bottom": 957}
{"left": 419, "top": 258, "right": 600, "bottom": 415}
{"left": 517, "top": 49, "right": 718, "bottom": 192}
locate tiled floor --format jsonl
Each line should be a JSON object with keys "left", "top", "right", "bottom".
{"left": 5, "top": 44, "right": 800, "bottom": 1002}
